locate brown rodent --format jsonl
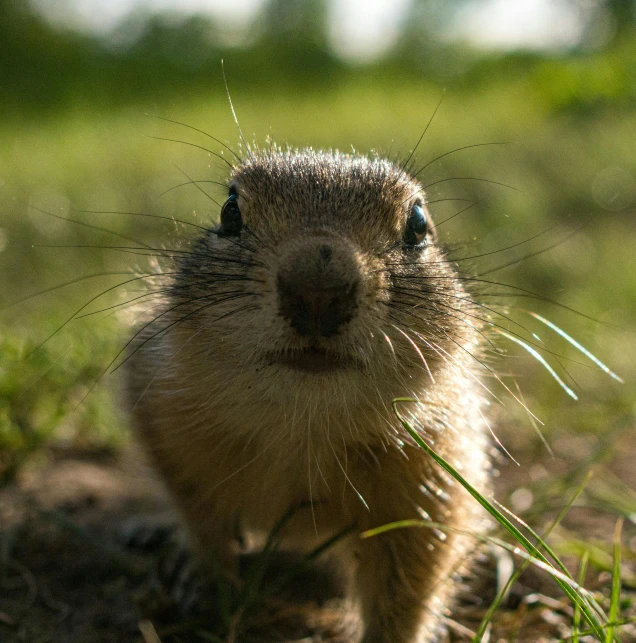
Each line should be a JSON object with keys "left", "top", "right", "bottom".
{"left": 127, "top": 147, "right": 491, "bottom": 642}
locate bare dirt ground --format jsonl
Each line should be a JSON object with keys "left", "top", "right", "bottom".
{"left": 1, "top": 428, "right": 635, "bottom": 643}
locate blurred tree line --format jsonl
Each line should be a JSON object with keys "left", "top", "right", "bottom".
{"left": 0, "top": 0, "right": 635, "bottom": 116}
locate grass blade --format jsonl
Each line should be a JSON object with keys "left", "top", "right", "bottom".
{"left": 390, "top": 398, "right": 608, "bottom": 640}
{"left": 606, "top": 518, "right": 624, "bottom": 643}
{"left": 472, "top": 473, "right": 592, "bottom": 642}
{"left": 573, "top": 550, "right": 590, "bottom": 643}
{"left": 362, "top": 518, "right": 598, "bottom": 591}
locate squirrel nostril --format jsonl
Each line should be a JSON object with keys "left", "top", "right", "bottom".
{"left": 277, "top": 275, "right": 359, "bottom": 338}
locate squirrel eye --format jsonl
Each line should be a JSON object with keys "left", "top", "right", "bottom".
{"left": 403, "top": 203, "right": 428, "bottom": 247}
{"left": 219, "top": 192, "right": 242, "bottom": 236}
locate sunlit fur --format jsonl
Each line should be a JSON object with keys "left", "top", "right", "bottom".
{"left": 127, "top": 148, "right": 491, "bottom": 642}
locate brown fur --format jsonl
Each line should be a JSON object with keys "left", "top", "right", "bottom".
{"left": 127, "top": 148, "right": 491, "bottom": 642}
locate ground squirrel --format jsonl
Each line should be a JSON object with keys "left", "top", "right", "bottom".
{"left": 127, "top": 148, "right": 491, "bottom": 642}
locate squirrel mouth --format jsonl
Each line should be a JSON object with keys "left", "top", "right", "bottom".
{"left": 264, "top": 347, "right": 361, "bottom": 374}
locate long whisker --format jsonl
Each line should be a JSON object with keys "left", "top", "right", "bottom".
{"left": 422, "top": 176, "right": 522, "bottom": 193}
{"left": 380, "top": 330, "right": 397, "bottom": 360}
{"left": 479, "top": 223, "right": 590, "bottom": 276}
{"left": 392, "top": 273, "right": 616, "bottom": 328}
{"left": 159, "top": 179, "right": 229, "bottom": 199}
{"left": 389, "top": 285, "right": 586, "bottom": 365}
{"left": 77, "top": 300, "right": 257, "bottom": 409}
{"left": 111, "top": 293, "right": 257, "bottom": 373}
{"left": 76, "top": 290, "right": 164, "bottom": 319}
{"left": 401, "top": 177, "right": 519, "bottom": 208}
{"left": 397, "top": 91, "right": 446, "bottom": 182}
{"left": 149, "top": 136, "right": 235, "bottom": 170}
{"left": 425, "top": 198, "right": 475, "bottom": 206}
{"left": 26, "top": 273, "right": 179, "bottom": 355}
{"left": 74, "top": 208, "right": 210, "bottom": 232}
{"left": 509, "top": 372, "right": 553, "bottom": 456}
{"left": 432, "top": 199, "right": 484, "bottom": 228}
{"left": 387, "top": 301, "right": 545, "bottom": 422}
{"left": 151, "top": 114, "right": 243, "bottom": 163}
{"left": 28, "top": 203, "right": 153, "bottom": 249}
{"left": 76, "top": 281, "right": 255, "bottom": 319}
{"left": 444, "top": 221, "right": 565, "bottom": 263}
{"left": 389, "top": 287, "right": 613, "bottom": 377}
{"left": 411, "top": 141, "right": 512, "bottom": 180}
{"left": 391, "top": 324, "right": 435, "bottom": 383}
{"left": 438, "top": 325, "right": 545, "bottom": 423}
{"left": 415, "top": 332, "right": 506, "bottom": 408}
{"left": 0, "top": 272, "right": 142, "bottom": 312}
{"left": 173, "top": 163, "right": 222, "bottom": 208}
{"left": 32, "top": 243, "right": 261, "bottom": 266}
{"left": 385, "top": 302, "right": 505, "bottom": 378}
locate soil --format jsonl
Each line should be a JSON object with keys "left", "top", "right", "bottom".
{"left": 1, "top": 429, "right": 635, "bottom": 643}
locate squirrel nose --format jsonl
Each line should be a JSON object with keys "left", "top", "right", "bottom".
{"left": 277, "top": 241, "right": 360, "bottom": 338}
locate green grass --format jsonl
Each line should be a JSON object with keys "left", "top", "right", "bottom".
{"left": 0, "top": 76, "right": 634, "bottom": 639}
{"left": 2, "top": 84, "right": 634, "bottom": 473}
{"left": 0, "top": 319, "right": 125, "bottom": 483}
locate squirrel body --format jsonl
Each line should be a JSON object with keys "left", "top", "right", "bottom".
{"left": 128, "top": 149, "right": 491, "bottom": 642}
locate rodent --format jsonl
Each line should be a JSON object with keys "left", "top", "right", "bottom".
{"left": 126, "top": 147, "right": 491, "bottom": 642}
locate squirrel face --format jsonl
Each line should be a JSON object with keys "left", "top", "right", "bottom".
{"left": 170, "top": 149, "right": 478, "bottom": 416}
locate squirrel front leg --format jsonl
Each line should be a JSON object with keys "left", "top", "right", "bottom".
{"left": 348, "top": 449, "right": 480, "bottom": 642}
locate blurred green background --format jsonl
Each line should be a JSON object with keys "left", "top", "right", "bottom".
{"left": 1, "top": 0, "right": 635, "bottom": 481}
